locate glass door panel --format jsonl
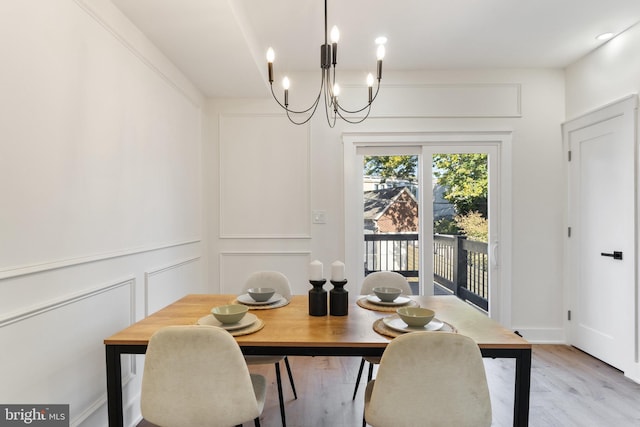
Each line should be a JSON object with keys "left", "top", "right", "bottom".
{"left": 362, "top": 155, "right": 420, "bottom": 294}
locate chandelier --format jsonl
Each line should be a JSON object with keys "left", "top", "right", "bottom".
{"left": 266, "top": 0, "right": 386, "bottom": 127}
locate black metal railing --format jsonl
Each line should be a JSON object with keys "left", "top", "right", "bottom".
{"left": 433, "top": 234, "right": 488, "bottom": 311}
{"left": 364, "top": 233, "right": 488, "bottom": 311}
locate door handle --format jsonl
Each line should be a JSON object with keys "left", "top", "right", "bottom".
{"left": 601, "top": 251, "right": 623, "bottom": 260}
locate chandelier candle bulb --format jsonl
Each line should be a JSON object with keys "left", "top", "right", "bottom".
{"left": 331, "top": 26, "right": 339, "bottom": 65}
{"left": 266, "top": 48, "right": 275, "bottom": 83}
{"left": 376, "top": 45, "right": 385, "bottom": 80}
{"left": 367, "top": 73, "right": 374, "bottom": 102}
{"left": 330, "top": 26, "right": 340, "bottom": 43}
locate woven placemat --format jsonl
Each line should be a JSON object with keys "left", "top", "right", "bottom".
{"left": 197, "top": 315, "right": 265, "bottom": 336}
{"left": 230, "top": 297, "right": 290, "bottom": 310}
{"left": 356, "top": 296, "right": 418, "bottom": 312}
{"left": 373, "top": 317, "right": 456, "bottom": 338}
{"left": 229, "top": 318, "right": 264, "bottom": 336}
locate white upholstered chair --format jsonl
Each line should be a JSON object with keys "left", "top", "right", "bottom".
{"left": 352, "top": 271, "right": 413, "bottom": 400}
{"left": 363, "top": 332, "right": 492, "bottom": 427}
{"left": 141, "top": 325, "right": 266, "bottom": 427}
{"left": 242, "top": 271, "right": 297, "bottom": 427}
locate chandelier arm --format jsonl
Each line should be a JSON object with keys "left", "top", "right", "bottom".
{"left": 270, "top": 83, "right": 323, "bottom": 115}
{"left": 285, "top": 108, "right": 315, "bottom": 126}
{"left": 335, "top": 102, "right": 372, "bottom": 124}
{"left": 323, "top": 101, "right": 338, "bottom": 128}
{"left": 280, "top": 73, "right": 327, "bottom": 125}
{"left": 334, "top": 81, "right": 381, "bottom": 114}
{"left": 336, "top": 102, "right": 372, "bottom": 115}
{"left": 323, "top": 75, "right": 338, "bottom": 127}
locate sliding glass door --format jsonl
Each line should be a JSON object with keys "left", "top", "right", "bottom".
{"left": 344, "top": 133, "right": 509, "bottom": 320}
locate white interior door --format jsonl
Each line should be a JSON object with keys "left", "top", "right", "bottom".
{"left": 565, "top": 96, "right": 637, "bottom": 373}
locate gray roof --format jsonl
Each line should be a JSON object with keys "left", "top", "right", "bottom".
{"left": 363, "top": 187, "right": 415, "bottom": 221}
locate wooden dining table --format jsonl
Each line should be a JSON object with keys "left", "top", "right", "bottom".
{"left": 104, "top": 294, "right": 531, "bottom": 426}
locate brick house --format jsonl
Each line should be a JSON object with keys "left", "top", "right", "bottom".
{"left": 364, "top": 187, "right": 418, "bottom": 233}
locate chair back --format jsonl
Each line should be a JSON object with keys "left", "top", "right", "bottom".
{"left": 244, "top": 270, "right": 293, "bottom": 300}
{"left": 360, "top": 271, "right": 412, "bottom": 295}
{"left": 365, "top": 332, "right": 491, "bottom": 427}
{"left": 141, "top": 325, "right": 264, "bottom": 427}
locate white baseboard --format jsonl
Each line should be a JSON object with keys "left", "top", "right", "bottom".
{"left": 513, "top": 327, "right": 566, "bottom": 344}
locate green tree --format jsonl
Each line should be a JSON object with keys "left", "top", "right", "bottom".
{"left": 364, "top": 155, "right": 417, "bottom": 182}
{"left": 433, "top": 154, "right": 488, "bottom": 217}
{"left": 455, "top": 211, "right": 488, "bottom": 242}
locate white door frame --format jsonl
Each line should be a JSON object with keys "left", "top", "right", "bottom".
{"left": 343, "top": 131, "right": 513, "bottom": 326}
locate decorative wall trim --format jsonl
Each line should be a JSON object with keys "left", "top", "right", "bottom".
{"left": 0, "top": 239, "right": 200, "bottom": 281}
{"left": 342, "top": 83, "right": 522, "bottom": 118}
{"left": 71, "top": 393, "right": 104, "bottom": 427}
{"left": 218, "top": 114, "right": 312, "bottom": 239}
{"left": 73, "top": 0, "right": 203, "bottom": 108}
{"left": 0, "top": 277, "right": 135, "bottom": 328}
{"left": 219, "top": 234, "right": 312, "bottom": 240}
{"left": 219, "top": 251, "right": 311, "bottom": 293}
{"left": 144, "top": 256, "right": 201, "bottom": 316}
{"left": 0, "top": 277, "right": 137, "bottom": 427}
{"left": 145, "top": 256, "right": 201, "bottom": 278}
{"left": 68, "top": 368, "right": 137, "bottom": 427}
{"left": 219, "top": 251, "right": 311, "bottom": 257}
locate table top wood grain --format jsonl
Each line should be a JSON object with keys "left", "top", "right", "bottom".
{"left": 104, "top": 294, "right": 529, "bottom": 350}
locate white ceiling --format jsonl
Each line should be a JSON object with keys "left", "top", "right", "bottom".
{"left": 111, "top": 0, "right": 640, "bottom": 98}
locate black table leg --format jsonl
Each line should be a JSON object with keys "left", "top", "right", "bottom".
{"left": 513, "top": 348, "right": 532, "bottom": 426}
{"left": 106, "top": 345, "right": 124, "bottom": 427}
{"left": 481, "top": 347, "right": 531, "bottom": 427}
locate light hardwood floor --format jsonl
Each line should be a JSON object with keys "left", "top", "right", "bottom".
{"left": 248, "top": 345, "right": 640, "bottom": 427}
{"left": 138, "top": 345, "right": 640, "bottom": 427}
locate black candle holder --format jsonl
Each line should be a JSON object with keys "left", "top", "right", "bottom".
{"left": 308, "top": 279, "right": 327, "bottom": 316}
{"left": 329, "top": 279, "right": 348, "bottom": 316}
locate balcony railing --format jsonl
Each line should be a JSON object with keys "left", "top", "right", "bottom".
{"left": 364, "top": 233, "right": 488, "bottom": 311}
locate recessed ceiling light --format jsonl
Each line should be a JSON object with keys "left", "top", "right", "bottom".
{"left": 596, "top": 32, "right": 614, "bottom": 41}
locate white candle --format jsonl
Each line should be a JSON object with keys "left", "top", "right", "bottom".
{"left": 331, "top": 260, "right": 345, "bottom": 281}
{"left": 309, "top": 260, "right": 323, "bottom": 281}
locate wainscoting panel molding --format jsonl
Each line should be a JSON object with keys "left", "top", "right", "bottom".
{"left": 219, "top": 114, "right": 311, "bottom": 239}
{"left": 219, "top": 251, "right": 311, "bottom": 295}
{"left": 145, "top": 256, "right": 202, "bottom": 316}
{"left": 0, "top": 239, "right": 201, "bottom": 281}
{"left": 0, "top": 278, "right": 135, "bottom": 425}
{"left": 0, "top": 277, "right": 135, "bottom": 328}
{"left": 341, "top": 83, "right": 522, "bottom": 118}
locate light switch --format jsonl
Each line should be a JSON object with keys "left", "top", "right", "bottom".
{"left": 312, "top": 210, "right": 327, "bottom": 224}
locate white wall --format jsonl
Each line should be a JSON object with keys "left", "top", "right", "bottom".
{"left": 565, "top": 23, "right": 640, "bottom": 381}
{"left": 565, "top": 24, "right": 640, "bottom": 119}
{"left": 205, "top": 68, "right": 567, "bottom": 342}
{"left": 0, "top": 1, "right": 204, "bottom": 425}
